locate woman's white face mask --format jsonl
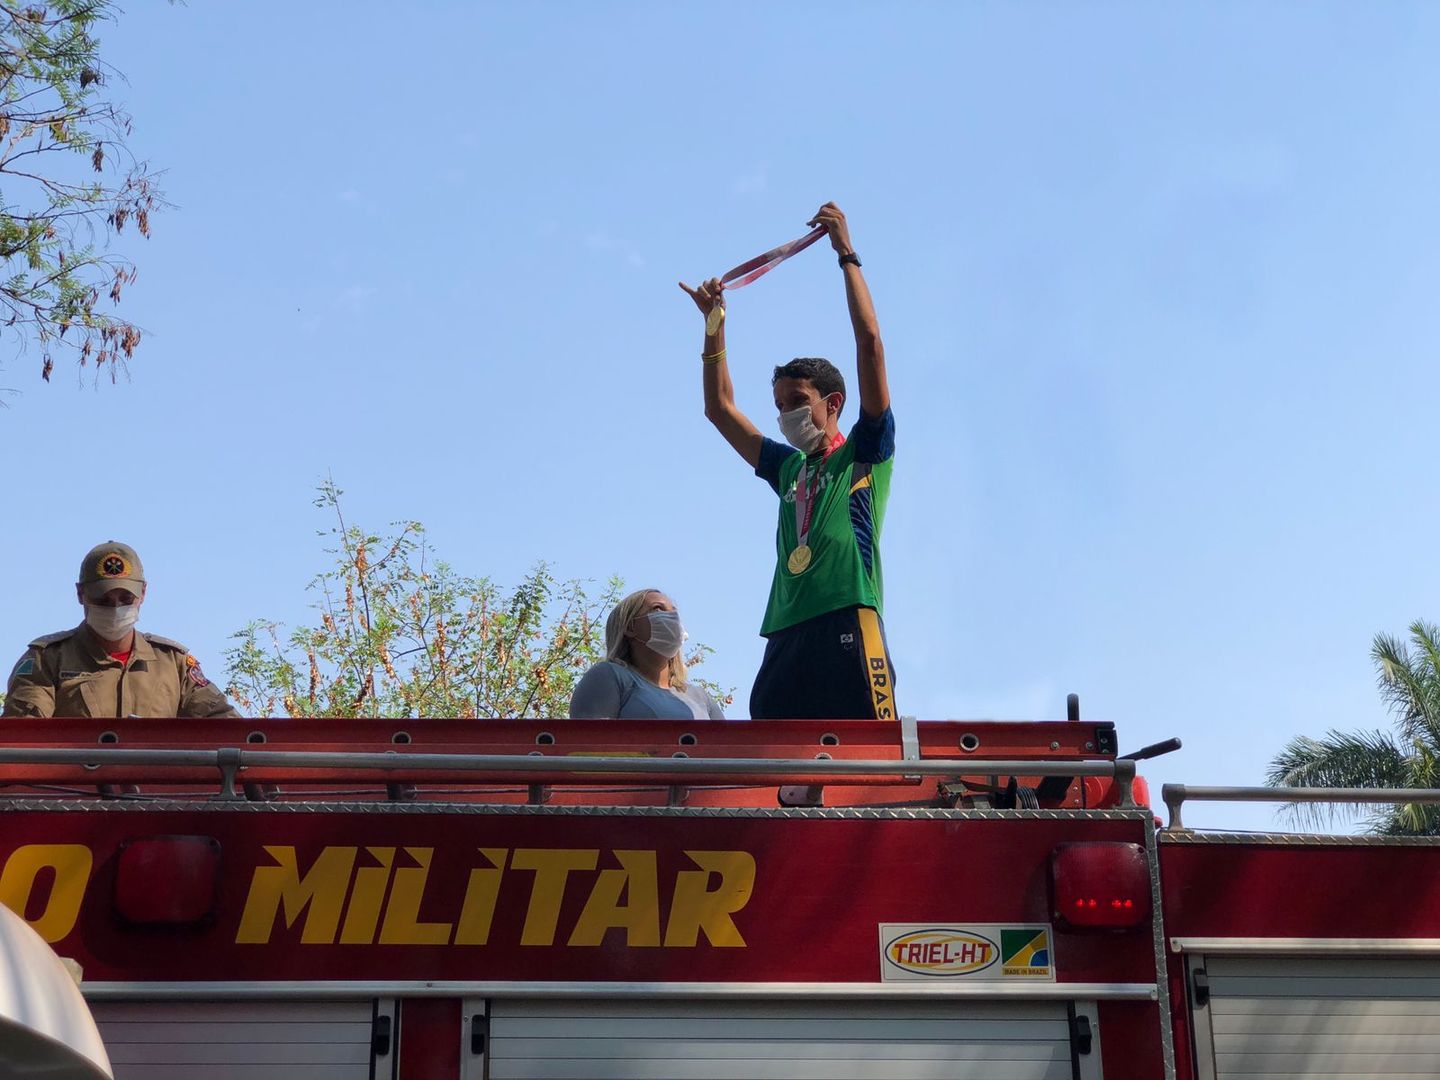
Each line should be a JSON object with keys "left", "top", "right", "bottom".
{"left": 638, "top": 610, "right": 686, "bottom": 659}
{"left": 778, "top": 406, "right": 827, "bottom": 452}
{"left": 85, "top": 601, "right": 140, "bottom": 641}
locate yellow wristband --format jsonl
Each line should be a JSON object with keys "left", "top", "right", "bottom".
{"left": 705, "top": 305, "right": 726, "bottom": 336}
{"left": 701, "top": 349, "right": 726, "bottom": 365}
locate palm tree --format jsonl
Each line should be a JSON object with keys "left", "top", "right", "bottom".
{"left": 1267, "top": 620, "right": 1440, "bottom": 835}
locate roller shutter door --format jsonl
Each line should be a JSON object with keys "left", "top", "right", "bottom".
{"left": 485, "top": 998, "right": 1085, "bottom": 1080}
{"left": 1194, "top": 955, "right": 1440, "bottom": 1079}
{"left": 89, "top": 1000, "right": 382, "bottom": 1080}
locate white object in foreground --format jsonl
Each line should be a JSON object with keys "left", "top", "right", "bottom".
{"left": 0, "top": 903, "right": 112, "bottom": 1079}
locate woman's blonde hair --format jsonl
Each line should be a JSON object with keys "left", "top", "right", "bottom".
{"left": 604, "top": 588, "right": 688, "bottom": 689}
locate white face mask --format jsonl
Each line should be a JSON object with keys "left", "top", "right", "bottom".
{"left": 640, "top": 610, "right": 686, "bottom": 659}
{"left": 85, "top": 602, "right": 140, "bottom": 641}
{"left": 779, "top": 406, "right": 827, "bottom": 453}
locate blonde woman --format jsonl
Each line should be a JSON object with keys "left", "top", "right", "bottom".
{"left": 569, "top": 589, "right": 725, "bottom": 720}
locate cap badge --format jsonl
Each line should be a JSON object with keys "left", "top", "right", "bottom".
{"left": 98, "top": 554, "right": 130, "bottom": 578}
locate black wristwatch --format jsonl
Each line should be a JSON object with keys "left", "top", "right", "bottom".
{"left": 839, "top": 252, "right": 862, "bottom": 268}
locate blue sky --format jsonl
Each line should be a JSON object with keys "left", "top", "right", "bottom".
{"left": 4, "top": 2, "right": 1438, "bottom": 831}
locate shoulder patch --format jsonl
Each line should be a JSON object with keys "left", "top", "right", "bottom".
{"left": 10, "top": 656, "right": 34, "bottom": 678}
{"left": 27, "top": 628, "right": 76, "bottom": 649}
{"left": 144, "top": 634, "right": 188, "bottom": 653}
{"left": 185, "top": 653, "right": 210, "bottom": 687}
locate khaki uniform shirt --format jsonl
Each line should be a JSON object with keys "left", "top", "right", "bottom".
{"left": 2, "top": 624, "right": 239, "bottom": 719}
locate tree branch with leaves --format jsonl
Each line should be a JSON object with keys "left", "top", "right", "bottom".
{"left": 0, "top": 0, "right": 163, "bottom": 390}
{"left": 224, "top": 481, "right": 731, "bottom": 719}
{"left": 1268, "top": 620, "right": 1440, "bottom": 835}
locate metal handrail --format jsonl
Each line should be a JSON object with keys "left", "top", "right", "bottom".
{"left": 0, "top": 747, "right": 1135, "bottom": 803}
{"left": 1162, "top": 783, "right": 1440, "bottom": 831}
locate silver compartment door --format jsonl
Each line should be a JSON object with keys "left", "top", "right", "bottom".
{"left": 1197, "top": 955, "right": 1440, "bottom": 1079}
{"left": 88, "top": 999, "right": 389, "bottom": 1080}
{"left": 486, "top": 997, "right": 1088, "bottom": 1080}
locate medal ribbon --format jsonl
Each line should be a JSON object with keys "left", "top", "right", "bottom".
{"left": 792, "top": 432, "right": 845, "bottom": 547}
{"left": 721, "top": 227, "right": 827, "bottom": 290}
{"left": 794, "top": 461, "right": 821, "bottom": 548}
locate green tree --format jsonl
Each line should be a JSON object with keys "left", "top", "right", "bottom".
{"left": 0, "top": 0, "right": 161, "bottom": 387}
{"left": 225, "top": 482, "right": 729, "bottom": 719}
{"left": 1268, "top": 620, "right": 1440, "bottom": 835}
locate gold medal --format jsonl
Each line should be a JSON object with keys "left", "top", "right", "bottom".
{"left": 787, "top": 544, "right": 812, "bottom": 574}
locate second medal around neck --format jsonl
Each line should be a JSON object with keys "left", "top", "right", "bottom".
{"left": 787, "top": 544, "right": 813, "bottom": 574}
{"left": 788, "top": 444, "right": 836, "bottom": 578}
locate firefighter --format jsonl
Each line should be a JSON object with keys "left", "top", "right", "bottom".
{"left": 680, "top": 202, "right": 897, "bottom": 720}
{"left": 2, "top": 541, "right": 238, "bottom": 719}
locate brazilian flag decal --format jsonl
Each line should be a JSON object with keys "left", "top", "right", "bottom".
{"left": 1000, "top": 928, "right": 1051, "bottom": 974}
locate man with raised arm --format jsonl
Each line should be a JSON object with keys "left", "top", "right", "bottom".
{"left": 680, "top": 202, "right": 897, "bottom": 720}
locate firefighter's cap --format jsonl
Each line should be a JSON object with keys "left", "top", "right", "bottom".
{"left": 78, "top": 541, "right": 146, "bottom": 600}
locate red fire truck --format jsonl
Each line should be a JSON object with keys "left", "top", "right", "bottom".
{"left": 2, "top": 706, "right": 1437, "bottom": 1080}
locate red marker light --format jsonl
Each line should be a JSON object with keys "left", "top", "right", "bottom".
{"left": 115, "top": 835, "right": 220, "bottom": 925}
{"left": 1050, "top": 842, "right": 1151, "bottom": 931}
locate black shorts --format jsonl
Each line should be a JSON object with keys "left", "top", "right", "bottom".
{"left": 749, "top": 606, "right": 898, "bottom": 720}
